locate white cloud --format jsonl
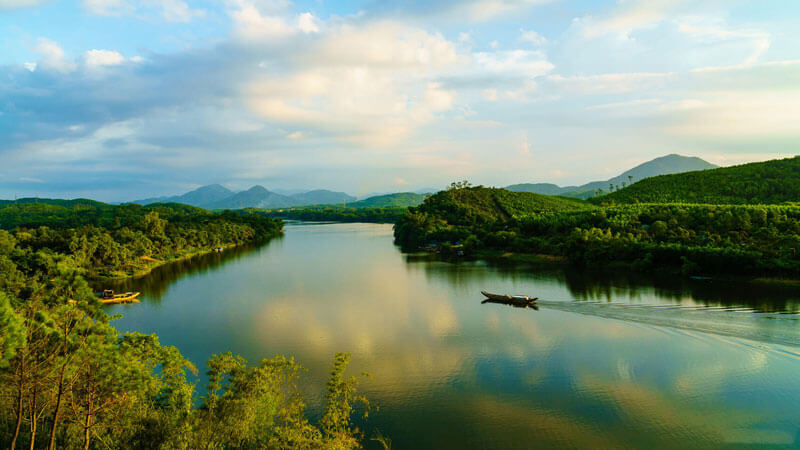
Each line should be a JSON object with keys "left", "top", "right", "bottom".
{"left": 158, "top": 0, "right": 204, "bottom": 22}
{"left": 473, "top": 49, "right": 553, "bottom": 76}
{"left": 663, "top": 91, "right": 800, "bottom": 138}
{"left": 81, "top": 0, "right": 132, "bottom": 16}
{"left": 34, "top": 38, "right": 77, "bottom": 73}
{"left": 244, "top": 22, "right": 462, "bottom": 147}
{"left": 81, "top": 0, "right": 204, "bottom": 21}
{"left": 519, "top": 28, "right": 546, "bottom": 45}
{"left": 457, "top": 0, "right": 556, "bottom": 22}
{"left": 286, "top": 131, "right": 303, "bottom": 139}
{"left": 297, "top": 12, "right": 319, "bottom": 33}
{"left": 578, "top": 0, "right": 686, "bottom": 38}
{"left": 0, "top": 0, "right": 42, "bottom": 10}
{"left": 546, "top": 72, "right": 675, "bottom": 95}
{"left": 310, "top": 21, "right": 460, "bottom": 69}
{"left": 230, "top": 3, "right": 295, "bottom": 39}
{"left": 677, "top": 21, "right": 769, "bottom": 66}
{"left": 84, "top": 49, "right": 125, "bottom": 67}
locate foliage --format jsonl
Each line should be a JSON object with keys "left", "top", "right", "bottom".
{"left": 594, "top": 156, "right": 800, "bottom": 205}
{"left": 346, "top": 193, "right": 427, "bottom": 208}
{"left": 394, "top": 184, "right": 800, "bottom": 278}
{"left": 258, "top": 207, "right": 409, "bottom": 224}
{"left": 0, "top": 201, "right": 283, "bottom": 278}
{"left": 0, "top": 208, "right": 372, "bottom": 449}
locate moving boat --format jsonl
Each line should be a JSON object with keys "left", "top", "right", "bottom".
{"left": 97, "top": 290, "right": 141, "bottom": 304}
{"left": 481, "top": 290, "right": 538, "bottom": 305}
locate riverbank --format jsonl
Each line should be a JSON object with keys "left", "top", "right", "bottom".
{"left": 92, "top": 243, "right": 246, "bottom": 281}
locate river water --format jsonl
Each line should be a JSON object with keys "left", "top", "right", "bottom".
{"left": 109, "top": 222, "right": 800, "bottom": 449}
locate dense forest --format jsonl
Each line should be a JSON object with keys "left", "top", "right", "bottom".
{"left": 0, "top": 200, "right": 283, "bottom": 279}
{"left": 394, "top": 184, "right": 800, "bottom": 278}
{"left": 595, "top": 156, "right": 800, "bottom": 204}
{"left": 257, "top": 206, "right": 409, "bottom": 224}
{"left": 0, "top": 201, "right": 376, "bottom": 448}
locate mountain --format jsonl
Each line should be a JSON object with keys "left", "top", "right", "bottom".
{"left": 174, "top": 184, "right": 234, "bottom": 207}
{"left": 130, "top": 185, "right": 356, "bottom": 209}
{"left": 504, "top": 183, "right": 575, "bottom": 196}
{"left": 506, "top": 154, "right": 718, "bottom": 199}
{"left": 131, "top": 184, "right": 233, "bottom": 208}
{"left": 347, "top": 192, "right": 428, "bottom": 208}
{"left": 289, "top": 189, "right": 356, "bottom": 206}
{"left": 595, "top": 156, "right": 800, "bottom": 205}
{"left": 207, "top": 186, "right": 295, "bottom": 209}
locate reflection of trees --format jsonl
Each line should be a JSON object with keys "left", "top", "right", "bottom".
{"left": 409, "top": 255, "right": 800, "bottom": 313}
{"left": 101, "top": 239, "right": 281, "bottom": 302}
{"left": 560, "top": 269, "right": 800, "bottom": 312}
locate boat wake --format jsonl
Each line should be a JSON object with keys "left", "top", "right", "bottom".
{"left": 535, "top": 300, "right": 800, "bottom": 348}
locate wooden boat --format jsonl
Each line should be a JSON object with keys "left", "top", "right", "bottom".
{"left": 97, "top": 290, "right": 141, "bottom": 304}
{"left": 481, "top": 290, "right": 538, "bottom": 306}
{"left": 68, "top": 290, "right": 140, "bottom": 305}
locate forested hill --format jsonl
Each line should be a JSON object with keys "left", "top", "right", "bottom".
{"left": 0, "top": 199, "right": 283, "bottom": 278}
{"left": 406, "top": 184, "right": 593, "bottom": 226}
{"left": 393, "top": 183, "right": 800, "bottom": 277}
{"left": 348, "top": 192, "right": 427, "bottom": 208}
{"left": 596, "top": 156, "right": 800, "bottom": 205}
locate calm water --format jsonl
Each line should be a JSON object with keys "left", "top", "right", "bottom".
{"left": 109, "top": 222, "right": 800, "bottom": 449}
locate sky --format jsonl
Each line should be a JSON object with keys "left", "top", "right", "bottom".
{"left": 1, "top": 0, "right": 799, "bottom": 201}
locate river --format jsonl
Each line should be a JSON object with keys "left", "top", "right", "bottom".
{"left": 108, "top": 222, "right": 800, "bottom": 449}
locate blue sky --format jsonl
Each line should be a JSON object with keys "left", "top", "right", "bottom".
{"left": 1, "top": 0, "right": 799, "bottom": 200}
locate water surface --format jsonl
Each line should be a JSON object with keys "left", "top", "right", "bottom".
{"left": 109, "top": 222, "right": 800, "bottom": 449}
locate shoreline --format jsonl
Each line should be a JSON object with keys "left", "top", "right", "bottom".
{"left": 91, "top": 244, "right": 241, "bottom": 282}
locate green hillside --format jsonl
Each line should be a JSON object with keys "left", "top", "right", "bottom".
{"left": 410, "top": 184, "right": 593, "bottom": 226}
{"left": 0, "top": 199, "right": 213, "bottom": 230}
{"left": 348, "top": 192, "right": 427, "bottom": 208}
{"left": 596, "top": 156, "right": 800, "bottom": 205}
{"left": 393, "top": 183, "right": 800, "bottom": 277}
{"left": 393, "top": 184, "right": 594, "bottom": 250}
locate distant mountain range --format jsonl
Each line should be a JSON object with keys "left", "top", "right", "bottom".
{"left": 126, "top": 154, "right": 717, "bottom": 210}
{"left": 131, "top": 185, "right": 356, "bottom": 209}
{"left": 506, "top": 154, "right": 718, "bottom": 199}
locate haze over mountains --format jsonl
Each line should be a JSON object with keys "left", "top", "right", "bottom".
{"left": 127, "top": 154, "right": 718, "bottom": 210}
{"left": 506, "top": 154, "right": 717, "bottom": 199}
{"left": 132, "top": 185, "right": 356, "bottom": 209}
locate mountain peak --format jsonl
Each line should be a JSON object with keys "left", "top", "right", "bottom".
{"left": 246, "top": 185, "right": 270, "bottom": 193}
{"left": 506, "top": 154, "right": 717, "bottom": 199}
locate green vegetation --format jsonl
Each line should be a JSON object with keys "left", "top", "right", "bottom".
{"left": 394, "top": 183, "right": 800, "bottom": 278}
{"left": 0, "top": 200, "right": 283, "bottom": 279}
{"left": 253, "top": 192, "right": 429, "bottom": 224}
{"left": 595, "top": 156, "right": 800, "bottom": 204}
{"left": 0, "top": 202, "right": 374, "bottom": 449}
{"left": 257, "top": 206, "right": 409, "bottom": 224}
{"left": 347, "top": 192, "right": 427, "bottom": 208}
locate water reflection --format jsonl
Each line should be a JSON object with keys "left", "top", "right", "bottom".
{"left": 109, "top": 222, "right": 800, "bottom": 449}
{"left": 103, "top": 240, "right": 279, "bottom": 301}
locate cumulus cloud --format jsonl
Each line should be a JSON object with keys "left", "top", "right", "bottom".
{"left": 0, "top": 0, "right": 42, "bottom": 10}
{"left": 81, "top": 0, "right": 203, "bottom": 21}
{"left": 84, "top": 49, "right": 126, "bottom": 67}
{"left": 81, "top": 0, "right": 133, "bottom": 16}
{"left": 33, "top": 38, "right": 77, "bottom": 73}
{"left": 519, "top": 28, "right": 546, "bottom": 45}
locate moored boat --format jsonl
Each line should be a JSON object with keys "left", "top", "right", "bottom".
{"left": 97, "top": 290, "right": 141, "bottom": 304}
